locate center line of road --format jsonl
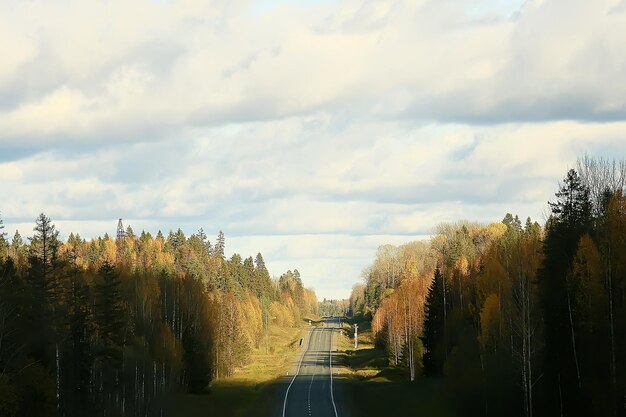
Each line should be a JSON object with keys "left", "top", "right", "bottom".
{"left": 282, "top": 319, "right": 339, "bottom": 417}
{"left": 282, "top": 324, "right": 315, "bottom": 417}
{"left": 307, "top": 331, "right": 320, "bottom": 417}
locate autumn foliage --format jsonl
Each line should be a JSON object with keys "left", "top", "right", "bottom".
{"left": 353, "top": 160, "right": 626, "bottom": 417}
{"left": 0, "top": 223, "right": 317, "bottom": 417}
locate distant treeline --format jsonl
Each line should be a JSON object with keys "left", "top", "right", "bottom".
{"left": 350, "top": 156, "right": 626, "bottom": 417}
{"left": 318, "top": 298, "right": 349, "bottom": 317}
{"left": 0, "top": 222, "right": 317, "bottom": 417}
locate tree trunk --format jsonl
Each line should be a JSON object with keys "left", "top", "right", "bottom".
{"left": 56, "top": 343, "right": 60, "bottom": 414}
{"left": 606, "top": 247, "right": 617, "bottom": 416}
{"left": 566, "top": 288, "right": 582, "bottom": 389}
{"left": 442, "top": 271, "right": 447, "bottom": 360}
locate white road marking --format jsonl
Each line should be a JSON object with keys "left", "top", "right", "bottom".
{"left": 329, "top": 321, "right": 339, "bottom": 417}
{"left": 282, "top": 319, "right": 340, "bottom": 417}
{"left": 282, "top": 326, "right": 315, "bottom": 417}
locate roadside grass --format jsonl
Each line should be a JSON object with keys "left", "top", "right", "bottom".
{"left": 335, "top": 315, "right": 453, "bottom": 417}
{"left": 173, "top": 381, "right": 280, "bottom": 417}
{"left": 173, "top": 315, "right": 452, "bottom": 417}
{"left": 236, "top": 324, "right": 304, "bottom": 382}
{"left": 173, "top": 318, "right": 313, "bottom": 417}
{"left": 339, "top": 376, "right": 452, "bottom": 417}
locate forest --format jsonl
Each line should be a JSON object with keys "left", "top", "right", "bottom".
{"left": 350, "top": 157, "right": 626, "bottom": 417}
{"left": 318, "top": 299, "right": 349, "bottom": 318}
{"left": 0, "top": 220, "right": 317, "bottom": 417}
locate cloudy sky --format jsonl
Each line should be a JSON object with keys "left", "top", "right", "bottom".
{"left": 1, "top": 0, "right": 625, "bottom": 299}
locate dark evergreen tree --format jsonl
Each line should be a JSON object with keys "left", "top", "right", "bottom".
{"left": 422, "top": 266, "right": 446, "bottom": 376}
{"left": 539, "top": 169, "right": 593, "bottom": 417}
{"left": 196, "top": 228, "right": 207, "bottom": 245}
{"left": 0, "top": 211, "right": 6, "bottom": 242}
{"left": 254, "top": 253, "right": 274, "bottom": 300}
{"left": 242, "top": 256, "right": 255, "bottom": 290}
{"left": 215, "top": 230, "right": 225, "bottom": 259}
{"left": 182, "top": 323, "right": 211, "bottom": 394}
{"left": 29, "top": 213, "right": 60, "bottom": 281}
{"left": 25, "top": 214, "right": 60, "bottom": 367}
{"left": 0, "top": 257, "right": 19, "bottom": 368}
{"left": 548, "top": 169, "right": 593, "bottom": 232}
{"left": 64, "top": 257, "right": 94, "bottom": 417}
{"left": 95, "top": 261, "right": 124, "bottom": 350}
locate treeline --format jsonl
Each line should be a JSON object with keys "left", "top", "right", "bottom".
{"left": 0, "top": 219, "right": 317, "bottom": 417}
{"left": 318, "top": 299, "right": 349, "bottom": 317}
{"left": 350, "top": 157, "right": 626, "bottom": 417}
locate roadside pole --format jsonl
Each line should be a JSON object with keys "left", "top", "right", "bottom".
{"left": 265, "top": 310, "right": 269, "bottom": 354}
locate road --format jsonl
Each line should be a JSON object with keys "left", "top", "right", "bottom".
{"left": 280, "top": 318, "right": 340, "bottom": 417}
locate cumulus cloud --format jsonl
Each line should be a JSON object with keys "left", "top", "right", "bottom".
{"left": 1, "top": 0, "right": 625, "bottom": 298}
{"left": 1, "top": 0, "right": 625, "bottom": 147}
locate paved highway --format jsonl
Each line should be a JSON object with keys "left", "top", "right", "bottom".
{"left": 280, "top": 318, "right": 340, "bottom": 417}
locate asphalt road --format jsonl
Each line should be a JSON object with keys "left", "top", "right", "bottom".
{"left": 280, "top": 318, "right": 340, "bottom": 417}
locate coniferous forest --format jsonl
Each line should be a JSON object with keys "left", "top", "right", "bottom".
{"left": 350, "top": 157, "right": 626, "bottom": 417}
{"left": 0, "top": 220, "right": 317, "bottom": 417}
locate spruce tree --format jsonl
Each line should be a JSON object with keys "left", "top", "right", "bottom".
{"left": 25, "top": 213, "right": 60, "bottom": 366}
{"left": 215, "top": 230, "right": 226, "bottom": 258}
{"left": 422, "top": 266, "right": 445, "bottom": 376}
{"left": 539, "top": 168, "right": 594, "bottom": 417}
{"left": 95, "top": 261, "right": 124, "bottom": 349}
{"left": 0, "top": 211, "right": 6, "bottom": 242}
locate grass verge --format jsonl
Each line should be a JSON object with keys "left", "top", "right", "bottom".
{"left": 173, "top": 318, "right": 313, "bottom": 417}
{"left": 335, "top": 315, "right": 453, "bottom": 417}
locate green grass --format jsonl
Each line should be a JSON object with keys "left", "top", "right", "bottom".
{"left": 172, "top": 320, "right": 310, "bottom": 417}
{"left": 235, "top": 324, "right": 304, "bottom": 382}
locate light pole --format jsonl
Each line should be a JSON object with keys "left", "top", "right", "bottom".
{"left": 265, "top": 310, "right": 269, "bottom": 354}
{"left": 354, "top": 324, "right": 358, "bottom": 349}
{"left": 264, "top": 311, "right": 276, "bottom": 354}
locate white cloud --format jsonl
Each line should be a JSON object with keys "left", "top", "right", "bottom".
{"left": 3, "top": 117, "right": 625, "bottom": 298}
{"left": 1, "top": 0, "right": 625, "bottom": 298}
{"left": 2, "top": 0, "right": 625, "bottom": 147}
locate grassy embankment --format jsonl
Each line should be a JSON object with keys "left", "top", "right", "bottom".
{"left": 335, "top": 316, "right": 453, "bottom": 417}
{"left": 175, "top": 318, "right": 319, "bottom": 417}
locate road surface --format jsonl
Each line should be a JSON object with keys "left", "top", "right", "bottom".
{"left": 280, "top": 318, "right": 340, "bottom": 417}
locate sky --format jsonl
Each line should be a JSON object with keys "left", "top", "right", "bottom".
{"left": 1, "top": 0, "right": 625, "bottom": 299}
